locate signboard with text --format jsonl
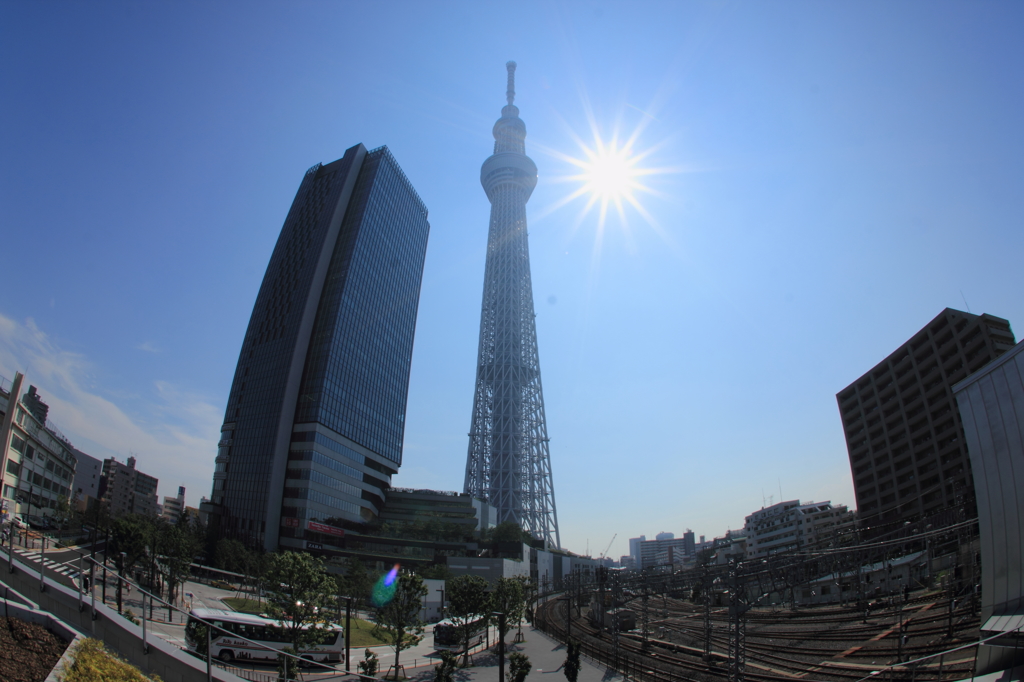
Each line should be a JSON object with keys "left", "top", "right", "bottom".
{"left": 307, "top": 521, "right": 345, "bottom": 537}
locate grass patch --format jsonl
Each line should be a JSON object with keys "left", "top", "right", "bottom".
{"left": 62, "top": 638, "right": 161, "bottom": 682}
{"left": 345, "top": 618, "right": 423, "bottom": 647}
{"left": 221, "top": 597, "right": 266, "bottom": 615}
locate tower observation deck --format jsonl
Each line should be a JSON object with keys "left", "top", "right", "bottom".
{"left": 464, "top": 62, "right": 560, "bottom": 548}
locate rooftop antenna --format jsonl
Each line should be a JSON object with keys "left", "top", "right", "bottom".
{"left": 960, "top": 289, "right": 972, "bottom": 314}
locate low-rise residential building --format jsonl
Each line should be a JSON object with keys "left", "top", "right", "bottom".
{"left": 0, "top": 373, "right": 77, "bottom": 521}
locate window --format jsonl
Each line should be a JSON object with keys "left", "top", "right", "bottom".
{"left": 10, "top": 435, "right": 24, "bottom": 452}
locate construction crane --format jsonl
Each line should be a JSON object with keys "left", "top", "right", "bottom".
{"left": 600, "top": 533, "right": 617, "bottom": 559}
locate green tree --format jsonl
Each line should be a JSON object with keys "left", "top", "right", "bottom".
{"left": 52, "top": 495, "right": 75, "bottom": 533}
{"left": 374, "top": 572, "right": 427, "bottom": 677}
{"left": 491, "top": 577, "right": 525, "bottom": 646}
{"left": 214, "top": 537, "right": 248, "bottom": 573}
{"left": 446, "top": 574, "right": 489, "bottom": 664}
{"left": 265, "top": 551, "right": 336, "bottom": 655}
{"left": 339, "top": 556, "right": 373, "bottom": 608}
{"left": 109, "top": 514, "right": 152, "bottom": 612}
{"left": 492, "top": 521, "right": 530, "bottom": 544}
{"left": 158, "top": 519, "right": 203, "bottom": 620}
{"left": 420, "top": 563, "right": 452, "bottom": 580}
{"left": 509, "top": 652, "right": 531, "bottom": 682}
{"left": 278, "top": 646, "right": 298, "bottom": 681}
{"left": 563, "top": 640, "right": 581, "bottom": 682}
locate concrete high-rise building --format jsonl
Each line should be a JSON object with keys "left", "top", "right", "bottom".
{"left": 743, "top": 499, "right": 854, "bottom": 559}
{"left": 162, "top": 485, "right": 186, "bottom": 524}
{"left": 463, "top": 62, "right": 559, "bottom": 548}
{"left": 71, "top": 447, "right": 102, "bottom": 510}
{"left": 204, "top": 144, "right": 429, "bottom": 553}
{"left": 100, "top": 456, "right": 159, "bottom": 517}
{"left": 838, "top": 308, "right": 1015, "bottom": 533}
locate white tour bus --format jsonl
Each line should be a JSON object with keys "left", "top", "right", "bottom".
{"left": 433, "top": 615, "right": 488, "bottom": 652}
{"left": 185, "top": 608, "right": 343, "bottom": 665}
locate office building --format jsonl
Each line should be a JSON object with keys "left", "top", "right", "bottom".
{"left": 100, "top": 456, "right": 159, "bottom": 517}
{"left": 837, "top": 308, "right": 1015, "bottom": 533}
{"left": 953, "top": 339, "right": 1024, "bottom": 675}
{"left": 0, "top": 373, "right": 77, "bottom": 520}
{"left": 204, "top": 143, "right": 430, "bottom": 553}
{"left": 464, "top": 62, "right": 560, "bottom": 548}
{"left": 628, "top": 535, "right": 646, "bottom": 567}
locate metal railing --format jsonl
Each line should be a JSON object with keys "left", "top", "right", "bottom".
{"left": 3, "top": 532, "right": 349, "bottom": 682}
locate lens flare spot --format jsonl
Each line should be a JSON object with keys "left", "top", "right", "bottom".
{"left": 372, "top": 564, "right": 401, "bottom": 607}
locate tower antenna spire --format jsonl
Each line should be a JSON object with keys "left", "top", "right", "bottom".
{"left": 506, "top": 60, "right": 517, "bottom": 105}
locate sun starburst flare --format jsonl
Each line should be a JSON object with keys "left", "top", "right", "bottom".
{"left": 537, "top": 122, "right": 681, "bottom": 261}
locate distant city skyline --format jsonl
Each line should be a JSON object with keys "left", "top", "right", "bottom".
{"left": 2, "top": 3, "right": 1024, "bottom": 560}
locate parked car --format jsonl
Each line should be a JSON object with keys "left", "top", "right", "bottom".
{"left": 24, "top": 515, "right": 49, "bottom": 530}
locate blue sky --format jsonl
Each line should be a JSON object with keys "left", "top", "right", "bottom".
{"left": 2, "top": 2, "right": 1022, "bottom": 560}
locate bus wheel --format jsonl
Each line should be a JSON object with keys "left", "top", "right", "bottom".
{"left": 219, "top": 650, "right": 234, "bottom": 663}
{"left": 299, "top": 656, "right": 314, "bottom": 669}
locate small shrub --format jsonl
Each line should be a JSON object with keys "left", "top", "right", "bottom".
{"left": 434, "top": 650, "right": 458, "bottom": 682}
{"left": 122, "top": 609, "right": 140, "bottom": 625}
{"left": 509, "top": 652, "right": 531, "bottom": 682}
{"left": 60, "top": 637, "right": 161, "bottom": 681}
{"left": 563, "top": 640, "right": 582, "bottom": 682}
{"left": 358, "top": 648, "right": 379, "bottom": 677}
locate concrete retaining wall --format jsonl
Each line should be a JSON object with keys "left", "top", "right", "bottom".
{"left": 1, "top": 555, "right": 246, "bottom": 682}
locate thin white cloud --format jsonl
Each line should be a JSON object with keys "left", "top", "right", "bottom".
{"left": 0, "top": 313, "right": 219, "bottom": 507}
{"left": 136, "top": 341, "right": 161, "bottom": 353}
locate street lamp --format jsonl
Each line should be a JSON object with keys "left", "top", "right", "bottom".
{"left": 492, "top": 611, "right": 506, "bottom": 682}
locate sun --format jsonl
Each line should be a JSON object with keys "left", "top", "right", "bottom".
{"left": 578, "top": 140, "right": 642, "bottom": 203}
{"left": 539, "top": 127, "right": 671, "bottom": 254}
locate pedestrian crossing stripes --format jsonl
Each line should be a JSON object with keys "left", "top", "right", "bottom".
{"left": 7, "top": 546, "right": 82, "bottom": 581}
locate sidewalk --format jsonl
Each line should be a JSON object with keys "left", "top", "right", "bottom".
{"left": 382, "top": 627, "right": 623, "bottom": 682}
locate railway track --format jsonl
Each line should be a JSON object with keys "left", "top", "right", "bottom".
{"left": 538, "top": 591, "right": 979, "bottom": 682}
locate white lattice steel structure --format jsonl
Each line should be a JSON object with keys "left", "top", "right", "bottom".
{"left": 464, "top": 62, "right": 560, "bottom": 548}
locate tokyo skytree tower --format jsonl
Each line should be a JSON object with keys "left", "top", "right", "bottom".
{"left": 464, "top": 62, "right": 560, "bottom": 548}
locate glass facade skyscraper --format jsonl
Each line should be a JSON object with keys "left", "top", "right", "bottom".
{"left": 205, "top": 143, "right": 429, "bottom": 552}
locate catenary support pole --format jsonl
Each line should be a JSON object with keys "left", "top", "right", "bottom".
{"left": 78, "top": 552, "right": 84, "bottom": 610}
{"left": 39, "top": 535, "right": 46, "bottom": 591}
{"left": 142, "top": 591, "right": 148, "bottom": 654}
{"left": 345, "top": 597, "right": 352, "bottom": 672}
